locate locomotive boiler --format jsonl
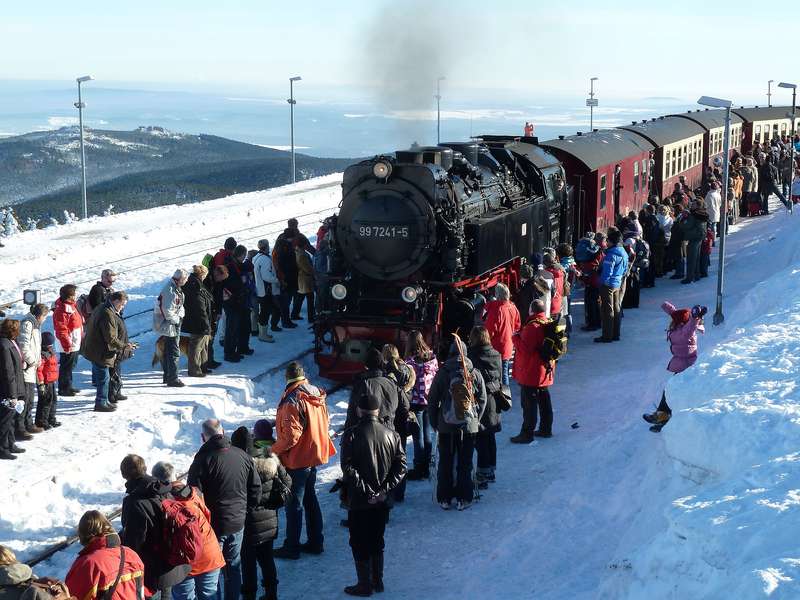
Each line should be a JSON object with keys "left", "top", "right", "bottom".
{"left": 313, "top": 136, "right": 570, "bottom": 380}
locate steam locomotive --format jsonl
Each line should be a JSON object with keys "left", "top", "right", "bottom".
{"left": 313, "top": 136, "right": 571, "bottom": 380}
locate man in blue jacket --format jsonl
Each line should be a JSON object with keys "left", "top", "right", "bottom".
{"left": 595, "top": 227, "right": 629, "bottom": 343}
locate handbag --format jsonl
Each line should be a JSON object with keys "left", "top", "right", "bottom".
{"left": 494, "top": 387, "right": 513, "bottom": 412}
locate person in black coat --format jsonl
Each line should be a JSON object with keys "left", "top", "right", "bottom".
{"left": 339, "top": 392, "right": 406, "bottom": 596}
{"left": 344, "top": 349, "right": 407, "bottom": 431}
{"left": 467, "top": 326, "right": 503, "bottom": 488}
{"left": 231, "top": 423, "right": 291, "bottom": 600}
{"left": 214, "top": 263, "right": 248, "bottom": 363}
{"left": 181, "top": 266, "right": 214, "bottom": 377}
{"left": 187, "top": 419, "right": 261, "bottom": 600}
{"left": 0, "top": 319, "right": 27, "bottom": 460}
{"left": 120, "top": 454, "right": 189, "bottom": 599}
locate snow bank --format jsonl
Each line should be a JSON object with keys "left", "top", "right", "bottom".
{"left": 619, "top": 233, "right": 800, "bottom": 598}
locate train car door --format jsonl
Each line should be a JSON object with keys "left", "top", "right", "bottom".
{"left": 613, "top": 164, "right": 622, "bottom": 219}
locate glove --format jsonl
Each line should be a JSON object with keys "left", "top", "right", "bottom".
{"left": 37, "top": 384, "right": 46, "bottom": 395}
{"left": 691, "top": 305, "right": 708, "bottom": 319}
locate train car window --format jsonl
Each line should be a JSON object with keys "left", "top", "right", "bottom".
{"left": 755, "top": 125, "right": 761, "bottom": 143}
{"left": 671, "top": 149, "right": 677, "bottom": 177}
{"left": 773, "top": 124, "right": 779, "bottom": 140}
{"left": 781, "top": 123, "right": 787, "bottom": 137}
{"left": 677, "top": 146, "right": 683, "bottom": 173}
{"left": 642, "top": 159, "right": 648, "bottom": 188}
{"left": 633, "top": 160, "right": 639, "bottom": 193}
{"left": 692, "top": 141, "right": 697, "bottom": 166}
{"left": 600, "top": 174, "right": 607, "bottom": 209}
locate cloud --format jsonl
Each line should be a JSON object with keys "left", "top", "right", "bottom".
{"left": 47, "top": 116, "right": 79, "bottom": 128}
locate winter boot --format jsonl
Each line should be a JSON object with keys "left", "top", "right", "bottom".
{"left": 510, "top": 431, "right": 534, "bottom": 444}
{"left": 258, "top": 326, "right": 275, "bottom": 343}
{"left": 370, "top": 552, "right": 384, "bottom": 593}
{"left": 261, "top": 579, "right": 278, "bottom": 600}
{"left": 94, "top": 402, "right": 117, "bottom": 412}
{"left": 344, "top": 560, "right": 372, "bottom": 597}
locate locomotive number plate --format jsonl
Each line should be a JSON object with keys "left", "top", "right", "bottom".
{"left": 357, "top": 225, "right": 410, "bottom": 238}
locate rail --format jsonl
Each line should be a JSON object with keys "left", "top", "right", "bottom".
{"left": 1, "top": 203, "right": 340, "bottom": 309}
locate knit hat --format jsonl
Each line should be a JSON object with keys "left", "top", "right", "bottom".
{"left": 357, "top": 392, "right": 381, "bottom": 411}
{"left": 253, "top": 419, "right": 274, "bottom": 442}
{"left": 224, "top": 237, "right": 237, "bottom": 251}
{"left": 41, "top": 331, "right": 55, "bottom": 347}
{"left": 671, "top": 309, "right": 691, "bottom": 329}
{"left": 230, "top": 426, "right": 256, "bottom": 456}
{"left": 531, "top": 252, "right": 544, "bottom": 268}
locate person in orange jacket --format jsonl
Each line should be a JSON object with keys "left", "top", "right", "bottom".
{"left": 483, "top": 282, "right": 520, "bottom": 387}
{"left": 272, "top": 361, "right": 336, "bottom": 560}
{"left": 510, "top": 299, "right": 555, "bottom": 444}
{"left": 151, "top": 462, "right": 225, "bottom": 600}
{"left": 65, "top": 511, "right": 145, "bottom": 600}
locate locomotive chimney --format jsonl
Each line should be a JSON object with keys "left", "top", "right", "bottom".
{"left": 558, "top": 135, "right": 565, "bottom": 140}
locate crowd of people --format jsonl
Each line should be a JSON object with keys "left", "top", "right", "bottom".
{"left": 0, "top": 179, "right": 767, "bottom": 598}
{"left": 0, "top": 219, "right": 321, "bottom": 454}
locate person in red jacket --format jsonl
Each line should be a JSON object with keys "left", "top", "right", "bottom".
{"left": 66, "top": 511, "right": 145, "bottom": 600}
{"left": 35, "top": 331, "right": 60, "bottom": 429}
{"left": 510, "top": 299, "right": 555, "bottom": 444}
{"left": 483, "top": 283, "right": 520, "bottom": 387}
{"left": 52, "top": 284, "right": 83, "bottom": 397}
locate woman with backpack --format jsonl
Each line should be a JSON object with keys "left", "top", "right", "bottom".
{"left": 404, "top": 332, "right": 438, "bottom": 481}
{"left": 467, "top": 326, "right": 504, "bottom": 489}
{"left": 643, "top": 302, "right": 707, "bottom": 432}
{"left": 382, "top": 344, "right": 416, "bottom": 501}
{"left": 231, "top": 423, "right": 291, "bottom": 600}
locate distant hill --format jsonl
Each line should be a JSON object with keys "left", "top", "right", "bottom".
{"left": 0, "top": 126, "right": 353, "bottom": 220}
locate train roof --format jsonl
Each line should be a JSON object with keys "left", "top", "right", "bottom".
{"left": 669, "top": 109, "right": 743, "bottom": 130}
{"left": 476, "top": 135, "right": 562, "bottom": 170}
{"left": 731, "top": 105, "right": 795, "bottom": 122}
{"left": 619, "top": 115, "right": 705, "bottom": 147}
{"left": 539, "top": 129, "right": 654, "bottom": 171}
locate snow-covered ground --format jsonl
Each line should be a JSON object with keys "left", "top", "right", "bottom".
{"left": 1, "top": 182, "right": 799, "bottom": 599}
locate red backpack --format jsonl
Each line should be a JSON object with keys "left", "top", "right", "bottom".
{"left": 160, "top": 497, "right": 203, "bottom": 566}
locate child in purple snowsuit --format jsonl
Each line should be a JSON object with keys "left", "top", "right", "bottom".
{"left": 643, "top": 301, "right": 706, "bottom": 431}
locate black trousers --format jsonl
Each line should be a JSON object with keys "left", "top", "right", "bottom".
{"left": 475, "top": 429, "right": 497, "bottom": 470}
{"left": 206, "top": 319, "right": 218, "bottom": 365}
{"left": 238, "top": 307, "right": 252, "bottom": 351}
{"left": 223, "top": 307, "right": 250, "bottom": 356}
{"left": 520, "top": 385, "right": 553, "bottom": 435}
{"left": 58, "top": 351, "right": 79, "bottom": 393}
{"left": 585, "top": 285, "right": 601, "bottom": 328}
{"left": 0, "top": 403, "right": 16, "bottom": 451}
{"left": 348, "top": 507, "right": 388, "bottom": 562}
{"left": 109, "top": 362, "right": 123, "bottom": 401}
{"left": 291, "top": 292, "right": 315, "bottom": 321}
{"left": 15, "top": 382, "right": 35, "bottom": 433}
{"left": 257, "top": 295, "right": 281, "bottom": 328}
{"left": 35, "top": 383, "right": 57, "bottom": 426}
{"left": 279, "top": 287, "right": 295, "bottom": 326}
{"left": 436, "top": 431, "right": 476, "bottom": 503}
{"left": 241, "top": 540, "right": 276, "bottom": 597}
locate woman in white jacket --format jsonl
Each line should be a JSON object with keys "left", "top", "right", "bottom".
{"left": 705, "top": 182, "right": 722, "bottom": 238}
{"left": 252, "top": 239, "right": 280, "bottom": 342}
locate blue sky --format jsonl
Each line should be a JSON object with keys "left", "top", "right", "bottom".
{"left": 2, "top": 0, "right": 799, "bottom": 104}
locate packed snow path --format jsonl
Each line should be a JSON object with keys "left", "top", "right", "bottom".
{"left": 1, "top": 184, "right": 798, "bottom": 598}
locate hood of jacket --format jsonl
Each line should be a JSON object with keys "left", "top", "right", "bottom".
{"left": 125, "top": 474, "right": 172, "bottom": 499}
{"left": 253, "top": 453, "right": 280, "bottom": 481}
{"left": 0, "top": 563, "right": 33, "bottom": 587}
{"left": 605, "top": 244, "right": 628, "bottom": 260}
{"left": 690, "top": 207, "right": 709, "bottom": 222}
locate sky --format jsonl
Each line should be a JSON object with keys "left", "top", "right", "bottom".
{"left": 2, "top": 0, "right": 799, "bottom": 105}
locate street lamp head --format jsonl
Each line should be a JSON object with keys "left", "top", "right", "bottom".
{"left": 290, "top": 76, "right": 302, "bottom": 82}
{"left": 697, "top": 95, "right": 732, "bottom": 109}
{"left": 77, "top": 75, "right": 93, "bottom": 83}
{"left": 438, "top": 76, "right": 446, "bottom": 82}
{"left": 778, "top": 82, "right": 797, "bottom": 90}
{"left": 590, "top": 77, "right": 598, "bottom": 81}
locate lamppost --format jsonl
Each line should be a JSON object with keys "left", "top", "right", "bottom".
{"left": 436, "top": 76, "right": 445, "bottom": 144}
{"left": 587, "top": 77, "right": 599, "bottom": 132}
{"left": 698, "top": 95, "right": 733, "bottom": 326}
{"left": 768, "top": 80, "right": 774, "bottom": 107}
{"left": 779, "top": 81, "right": 796, "bottom": 215}
{"left": 288, "top": 76, "right": 301, "bottom": 183}
{"left": 74, "top": 75, "right": 93, "bottom": 219}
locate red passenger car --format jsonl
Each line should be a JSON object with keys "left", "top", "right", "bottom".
{"left": 670, "top": 109, "right": 743, "bottom": 173}
{"left": 541, "top": 129, "right": 653, "bottom": 234}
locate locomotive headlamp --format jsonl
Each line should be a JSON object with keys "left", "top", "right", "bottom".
{"left": 401, "top": 286, "right": 420, "bottom": 303}
{"left": 373, "top": 161, "right": 392, "bottom": 179}
{"left": 331, "top": 283, "right": 348, "bottom": 300}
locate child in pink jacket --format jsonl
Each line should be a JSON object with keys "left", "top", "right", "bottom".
{"left": 643, "top": 301, "right": 706, "bottom": 431}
